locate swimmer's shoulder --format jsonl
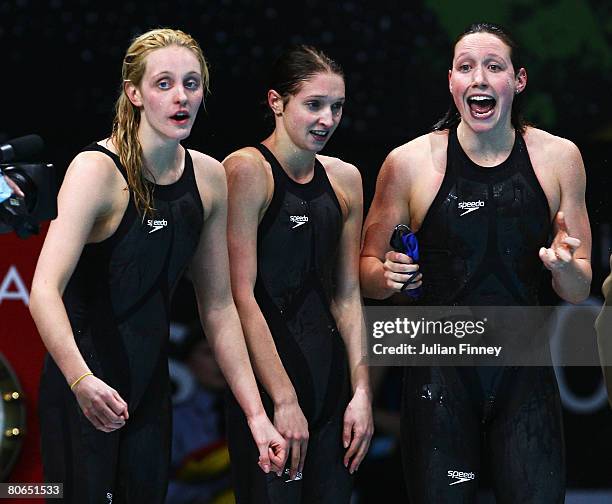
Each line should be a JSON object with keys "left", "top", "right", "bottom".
{"left": 188, "top": 148, "right": 224, "bottom": 175}
{"left": 317, "top": 154, "right": 362, "bottom": 189}
{"left": 58, "top": 139, "right": 128, "bottom": 217}
{"left": 68, "top": 139, "right": 127, "bottom": 192}
{"left": 523, "top": 127, "right": 583, "bottom": 171}
{"left": 378, "top": 130, "right": 448, "bottom": 184}
{"left": 186, "top": 149, "right": 227, "bottom": 198}
{"left": 221, "top": 147, "right": 271, "bottom": 182}
{"left": 316, "top": 155, "right": 362, "bottom": 216}
{"left": 221, "top": 147, "right": 273, "bottom": 205}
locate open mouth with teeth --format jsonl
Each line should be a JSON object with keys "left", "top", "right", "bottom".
{"left": 310, "top": 130, "right": 330, "bottom": 140}
{"left": 467, "top": 96, "right": 496, "bottom": 117}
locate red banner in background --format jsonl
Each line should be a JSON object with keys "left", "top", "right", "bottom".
{"left": 0, "top": 224, "right": 48, "bottom": 491}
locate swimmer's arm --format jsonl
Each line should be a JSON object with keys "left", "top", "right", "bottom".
{"left": 30, "top": 152, "right": 117, "bottom": 385}
{"left": 190, "top": 153, "right": 286, "bottom": 473}
{"left": 222, "top": 153, "right": 302, "bottom": 412}
{"left": 360, "top": 149, "right": 414, "bottom": 299}
{"left": 329, "top": 164, "right": 370, "bottom": 396}
{"left": 222, "top": 153, "right": 307, "bottom": 477}
{"left": 328, "top": 163, "right": 373, "bottom": 473}
{"left": 30, "top": 151, "right": 129, "bottom": 430}
{"left": 541, "top": 141, "right": 592, "bottom": 303}
{"left": 190, "top": 154, "right": 270, "bottom": 417}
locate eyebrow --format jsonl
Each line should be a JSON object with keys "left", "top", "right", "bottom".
{"left": 454, "top": 51, "right": 508, "bottom": 61}
{"left": 150, "top": 70, "right": 201, "bottom": 79}
{"left": 303, "top": 94, "right": 345, "bottom": 100}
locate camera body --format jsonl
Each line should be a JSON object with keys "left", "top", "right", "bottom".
{"left": 0, "top": 162, "right": 58, "bottom": 238}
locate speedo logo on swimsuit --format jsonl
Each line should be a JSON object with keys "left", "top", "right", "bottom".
{"left": 448, "top": 469, "right": 476, "bottom": 486}
{"left": 290, "top": 215, "right": 309, "bottom": 229}
{"left": 147, "top": 219, "right": 168, "bottom": 234}
{"left": 458, "top": 200, "right": 485, "bottom": 216}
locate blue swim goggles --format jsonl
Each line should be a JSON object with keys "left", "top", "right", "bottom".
{"left": 389, "top": 224, "right": 421, "bottom": 298}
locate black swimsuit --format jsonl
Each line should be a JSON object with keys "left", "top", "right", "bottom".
{"left": 400, "top": 128, "right": 565, "bottom": 503}
{"left": 39, "top": 144, "right": 203, "bottom": 504}
{"left": 226, "top": 144, "right": 352, "bottom": 504}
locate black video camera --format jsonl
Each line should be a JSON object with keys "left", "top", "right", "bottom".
{"left": 0, "top": 135, "right": 57, "bottom": 239}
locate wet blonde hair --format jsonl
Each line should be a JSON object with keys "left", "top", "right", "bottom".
{"left": 111, "top": 28, "right": 209, "bottom": 216}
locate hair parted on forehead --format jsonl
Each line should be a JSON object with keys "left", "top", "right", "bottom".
{"left": 111, "top": 28, "right": 209, "bottom": 216}
{"left": 122, "top": 28, "right": 210, "bottom": 93}
{"left": 268, "top": 44, "right": 344, "bottom": 103}
{"left": 454, "top": 22, "right": 521, "bottom": 70}
{"left": 433, "top": 22, "right": 529, "bottom": 134}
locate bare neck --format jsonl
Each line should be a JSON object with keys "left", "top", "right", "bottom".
{"left": 262, "top": 131, "right": 316, "bottom": 182}
{"left": 139, "top": 132, "right": 183, "bottom": 184}
{"left": 456, "top": 121, "right": 516, "bottom": 167}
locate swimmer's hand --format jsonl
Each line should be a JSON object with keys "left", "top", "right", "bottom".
{"left": 342, "top": 387, "right": 374, "bottom": 474}
{"left": 247, "top": 411, "right": 288, "bottom": 474}
{"left": 273, "top": 399, "right": 309, "bottom": 480}
{"left": 539, "top": 212, "right": 581, "bottom": 271}
{"left": 383, "top": 250, "right": 422, "bottom": 292}
{"left": 71, "top": 374, "right": 129, "bottom": 432}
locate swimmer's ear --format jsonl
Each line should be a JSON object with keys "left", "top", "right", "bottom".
{"left": 124, "top": 80, "right": 143, "bottom": 108}
{"left": 268, "top": 89, "right": 284, "bottom": 117}
{"left": 514, "top": 68, "right": 527, "bottom": 95}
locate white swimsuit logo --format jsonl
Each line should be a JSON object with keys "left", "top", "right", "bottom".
{"left": 458, "top": 200, "right": 485, "bottom": 216}
{"left": 290, "top": 215, "right": 309, "bottom": 229}
{"left": 106, "top": 492, "right": 113, "bottom": 503}
{"left": 448, "top": 470, "right": 475, "bottom": 486}
{"left": 147, "top": 219, "right": 168, "bottom": 234}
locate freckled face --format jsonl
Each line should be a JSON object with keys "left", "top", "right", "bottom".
{"left": 449, "top": 32, "right": 526, "bottom": 133}
{"left": 129, "top": 46, "right": 204, "bottom": 141}
{"left": 277, "top": 71, "right": 345, "bottom": 152}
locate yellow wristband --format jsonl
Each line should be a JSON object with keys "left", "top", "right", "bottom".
{"left": 70, "top": 372, "right": 93, "bottom": 390}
